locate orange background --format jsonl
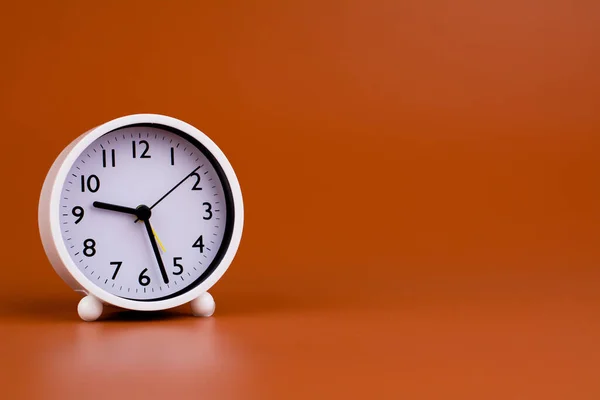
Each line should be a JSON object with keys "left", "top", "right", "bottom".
{"left": 1, "top": 1, "right": 600, "bottom": 398}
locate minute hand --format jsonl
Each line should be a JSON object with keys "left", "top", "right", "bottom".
{"left": 142, "top": 218, "right": 169, "bottom": 284}
{"left": 134, "top": 165, "right": 201, "bottom": 223}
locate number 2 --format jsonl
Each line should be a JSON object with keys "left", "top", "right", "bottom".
{"left": 190, "top": 173, "right": 202, "bottom": 191}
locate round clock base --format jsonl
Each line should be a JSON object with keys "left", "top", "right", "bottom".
{"left": 190, "top": 292, "right": 216, "bottom": 317}
{"left": 76, "top": 292, "right": 216, "bottom": 321}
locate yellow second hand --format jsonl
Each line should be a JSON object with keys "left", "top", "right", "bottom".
{"left": 135, "top": 217, "right": 167, "bottom": 253}
{"left": 151, "top": 226, "right": 167, "bottom": 253}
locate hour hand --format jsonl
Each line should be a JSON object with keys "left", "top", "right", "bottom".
{"left": 93, "top": 201, "right": 138, "bottom": 215}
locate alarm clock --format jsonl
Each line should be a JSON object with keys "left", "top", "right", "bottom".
{"left": 38, "top": 114, "right": 244, "bottom": 321}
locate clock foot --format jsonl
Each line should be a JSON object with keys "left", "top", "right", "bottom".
{"left": 77, "top": 295, "right": 103, "bottom": 322}
{"left": 191, "top": 292, "right": 215, "bottom": 317}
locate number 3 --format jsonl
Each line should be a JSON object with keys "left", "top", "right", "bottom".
{"left": 203, "top": 202, "right": 212, "bottom": 220}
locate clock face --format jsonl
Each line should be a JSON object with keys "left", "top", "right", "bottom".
{"left": 57, "top": 124, "right": 234, "bottom": 301}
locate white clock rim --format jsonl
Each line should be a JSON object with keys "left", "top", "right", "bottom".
{"left": 39, "top": 113, "right": 244, "bottom": 311}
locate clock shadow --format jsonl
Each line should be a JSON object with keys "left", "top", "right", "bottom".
{"left": 0, "top": 296, "right": 190, "bottom": 323}
{"left": 0, "top": 287, "right": 342, "bottom": 322}
{"left": 101, "top": 308, "right": 188, "bottom": 322}
{"left": 213, "top": 288, "right": 342, "bottom": 317}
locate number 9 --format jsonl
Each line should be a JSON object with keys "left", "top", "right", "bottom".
{"left": 72, "top": 206, "right": 84, "bottom": 224}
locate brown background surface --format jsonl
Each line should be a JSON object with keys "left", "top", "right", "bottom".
{"left": 1, "top": 1, "right": 600, "bottom": 398}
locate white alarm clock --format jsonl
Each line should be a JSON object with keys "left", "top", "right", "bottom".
{"left": 38, "top": 114, "right": 244, "bottom": 321}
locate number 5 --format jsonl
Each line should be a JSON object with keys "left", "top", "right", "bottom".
{"left": 173, "top": 257, "right": 183, "bottom": 275}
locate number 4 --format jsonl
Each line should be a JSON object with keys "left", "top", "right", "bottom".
{"left": 193, "top": 235, "right": 205, "bottom": 253}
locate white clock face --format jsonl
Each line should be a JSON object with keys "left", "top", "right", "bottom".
{"left": 57, "top": 125, "right": 233, "bottom": 301}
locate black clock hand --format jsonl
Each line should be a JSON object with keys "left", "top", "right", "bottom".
{"left": 134, "top": 165, "right": 201, "bottom": 222}
{"left": 141, "top": 213, "right": 169, "bottom": 285}
{"left": 95, "top": 202, "right": 169, "bottom": 284}
{"left": 93, "top": 201, "right": 138, "bottom": 215}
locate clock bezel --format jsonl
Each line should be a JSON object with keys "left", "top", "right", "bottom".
{"left": 39, "top": 114, "right": 244, "bottom": 311}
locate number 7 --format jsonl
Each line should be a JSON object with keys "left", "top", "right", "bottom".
{"left": 110, "top": 261, "right": 123, "bottom": 280}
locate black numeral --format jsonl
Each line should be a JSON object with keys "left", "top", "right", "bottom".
{"left": 170, "top": 147, "right": 175, "bottom": 166}
{"left": 132, "top": 140, "right": 151, "bottom": 158}
{"left": 110, "top": 261, "right": 122, "bottom": 280}
{"left": 72, "top": 206, "right": 84, "bottom": 224}
{"left": 190, "top": 173, "right": 202, "bottom": 190}
{"left": 80, "top": 175, "right": 100, "bottom": 193}
{"left": 192, "top": 235, "right": 205, "bottom": 253}
{"left": 83, "top": 239, "right": 96, "bottom": 257}
{"left": 102, "top": 149, "right": 116, "bottom": 168}
{"left": 203, "top": 202, "right": 212, "bottom": 220}
{"left": 173, "top": 257, "right": 183, "bottom": 275}
{"left": 138, "top": 268, "right": 151, "bottom": 286}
